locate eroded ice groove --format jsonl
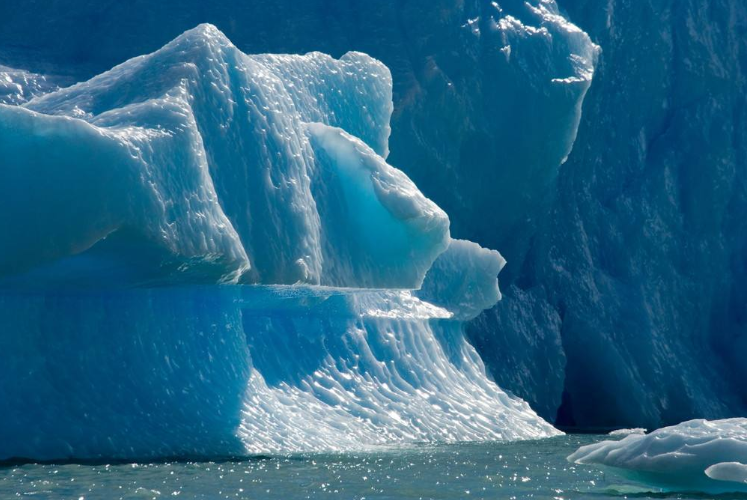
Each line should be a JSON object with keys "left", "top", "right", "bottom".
{"left": 568, "top": 419, "right": 747, "bottom": 494}
{"left": 0, "top": 24, "right": 446, "bottom": 289}
{"left": 238, "top": 288, "right": 558, "bottom": 453}
{"left": 0, "top": 286, "right": 558, "bottom": 461}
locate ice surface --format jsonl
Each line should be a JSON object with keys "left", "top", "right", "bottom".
{"left": 0, "top": 286, "right": 558, "bottom": 461}
{"left": 0, "top": 24, "right": 446, "bottom": 289}
{"left": 568, "top": 419, "right": 747, "bottom": 494}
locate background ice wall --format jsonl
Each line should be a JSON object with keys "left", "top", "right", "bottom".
{"left": 474, "top": 0, "right": 747, "bottom": 427}
{"left": 1, "top": 0, "right": 745, "bottom": 429}
{"left": 515, "top": 0, "right": 747, "bottom": 428}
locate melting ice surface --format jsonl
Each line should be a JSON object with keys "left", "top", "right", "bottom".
{"left": 568, "top": 418, "right": 747, "bottom": 494}
{"left": 0, "top": 24, "right": 558, "bottom": 460}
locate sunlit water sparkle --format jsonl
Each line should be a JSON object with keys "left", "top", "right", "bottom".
{"left": 4, "top": 435, "right": 746, "bottom": 499}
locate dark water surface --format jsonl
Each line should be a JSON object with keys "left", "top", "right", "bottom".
{"left": 1, "top": 435, "right": 741, "bottom": 499}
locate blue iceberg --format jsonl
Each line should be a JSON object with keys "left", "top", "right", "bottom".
{"left": 0, "top": 25, "right": 558, "bottom": 461}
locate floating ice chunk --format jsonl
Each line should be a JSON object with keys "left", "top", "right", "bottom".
{"left": 706, "top": 462, "right": 747, "bottom": 485}
{"left": 568, "top": 418, "right": 747, "bottom": 494}
{"left": 608, "top": 427, "right": 647, "bottom": 436}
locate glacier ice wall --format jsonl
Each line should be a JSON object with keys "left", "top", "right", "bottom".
{"left": 400, "top": 0, "right": 747, "bottom": 429}
{"left": 469, "top": 0, "right": 747, "bottom": 427}
{"left": 503, "top": 0, "right": 747, "bottom": 428}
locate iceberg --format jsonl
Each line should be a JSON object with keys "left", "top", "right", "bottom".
{"left": 0, "top": 25, "right": 558, "bottom": 460}
{"left": 568, "top": 419, "right": 747, "bottom": 494}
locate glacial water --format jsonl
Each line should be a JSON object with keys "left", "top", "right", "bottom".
{"left": 3, "top": 435, "right": 743, "bottom": 500}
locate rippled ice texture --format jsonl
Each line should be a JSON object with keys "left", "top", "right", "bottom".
{"left": 0, "top": 285, "right": 557, "bottom": 461}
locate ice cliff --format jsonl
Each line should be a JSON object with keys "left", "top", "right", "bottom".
{"left": 495, "top": 0, "right": 747, "bottom": 428}
{"left": 0, "top": 25, "right": 558, "bottom": 460}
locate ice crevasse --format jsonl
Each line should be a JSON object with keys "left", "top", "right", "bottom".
{"left": 0, "top": 24, "right": 558, "bottom": 460}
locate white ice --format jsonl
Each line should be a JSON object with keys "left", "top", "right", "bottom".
{"left": 569, "top": 418, "right": 747, "bottom": 494}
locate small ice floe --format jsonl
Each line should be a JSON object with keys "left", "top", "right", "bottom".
{"left": 568, "top": 418, "right": 747, "bottom": 494}
{"left": 608, "top": 427, "right": 646, "bottom": 436}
